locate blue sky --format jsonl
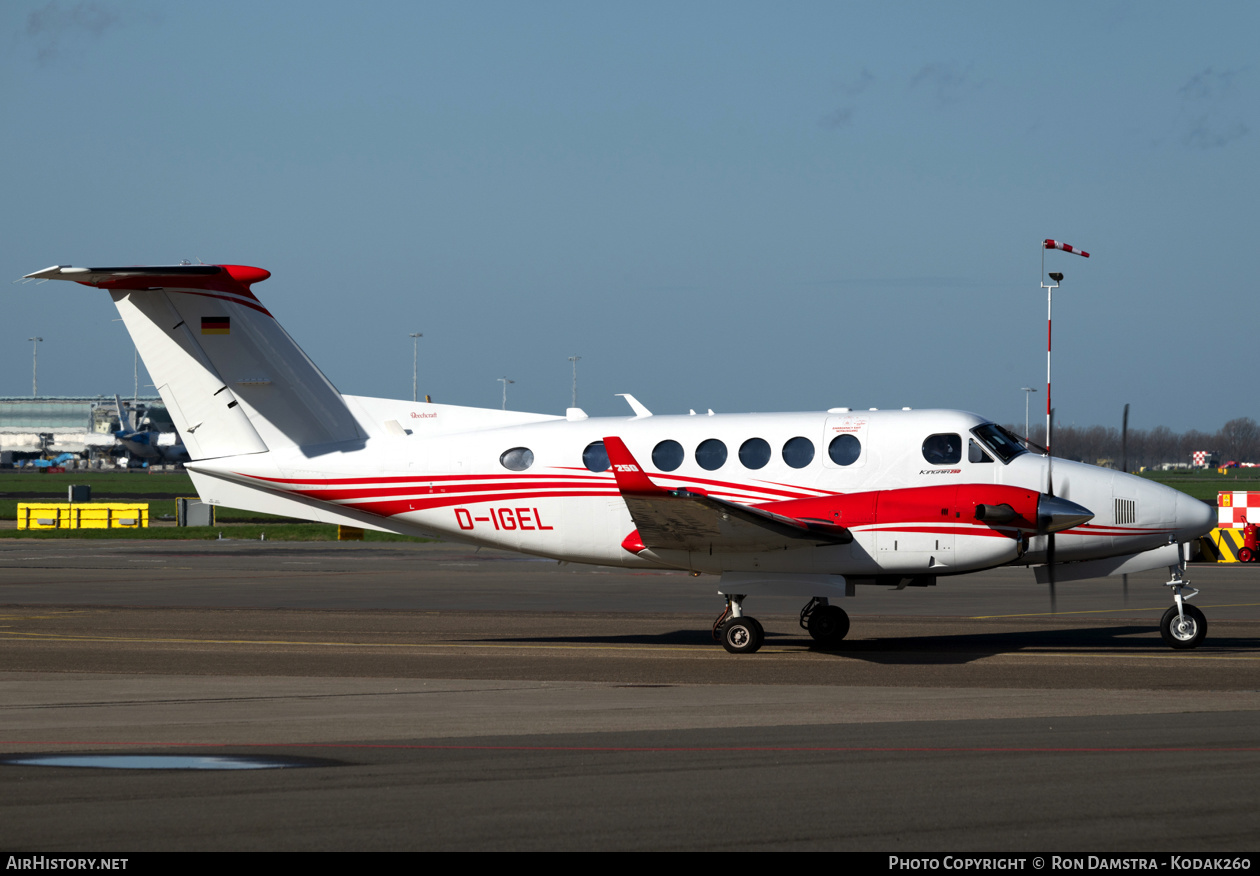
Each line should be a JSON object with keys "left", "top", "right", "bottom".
{"left": 2, "top": 1, "right": 1255, "bottom": 434}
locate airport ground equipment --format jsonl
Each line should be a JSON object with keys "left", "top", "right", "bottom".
{"left": 17, "top": 502, "right": 148, "bottom": 529}
{"left": 176, "top": 497, "right": 214, "bottom": 527}
{"left": 1201, "top": 492, "right": 1260, "bottom": 562}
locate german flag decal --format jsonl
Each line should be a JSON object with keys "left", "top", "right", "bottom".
{"left": 201, "top": 316, "right": 230, "bottom": 335}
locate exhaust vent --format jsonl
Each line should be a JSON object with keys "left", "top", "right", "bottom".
{"left": 1114, "top": 498, "right": 1137, "bottom": 525}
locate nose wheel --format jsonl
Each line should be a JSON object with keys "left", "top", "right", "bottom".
{"left": 1160, "top": 604, "right": 1206, "bottom": 649}
{"left": 1162, "top": 545, "right": 1206, "bottom": 650}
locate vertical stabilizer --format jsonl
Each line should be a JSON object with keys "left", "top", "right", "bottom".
{"left": 23, "top": 264, "right": 364, "bottom": 460}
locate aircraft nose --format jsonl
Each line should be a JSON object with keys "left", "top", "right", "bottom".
{"left": 1176, "top": 491, "right": 1216, "bottom": 541}
{"left": 1038, "top": 494, "right": 1094, "bottom": 533}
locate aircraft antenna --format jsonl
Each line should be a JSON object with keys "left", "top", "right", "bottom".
{"left": 498, "top": 376, "right": 514, "bottom": 410}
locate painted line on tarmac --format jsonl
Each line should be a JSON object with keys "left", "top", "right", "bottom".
{"left": 2, "top": 629, "right": 1257, "bottom": 661}
{"left": 3, "top": 739, "right": 1260, "bottom": 754}
{"left": 997, "top": 650, "right": 1260, "bottom": 662}
{"left": 973, "top": 602, "right": 1260, "bottom": 619}
{"left": 0, "top": 630, "right": 725, "bottom": 654}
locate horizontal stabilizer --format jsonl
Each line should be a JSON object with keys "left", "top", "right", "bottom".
{"left": 27, "top": 263, "right": 364, "bottom": 458}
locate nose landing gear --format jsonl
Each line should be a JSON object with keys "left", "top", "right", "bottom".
{"left": 1161, "top": 544, "right": 1206, "bottom": 650}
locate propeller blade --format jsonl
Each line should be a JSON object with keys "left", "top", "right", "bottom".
{"left": 1121, "top": 403, "right": 1129, "bottom": 474}
{"left": 1122, "top": 403, "right": 1129, "bottom": 605}
{"left": 1048, "top": 533, "right": 1057, "bottom": 612}
{"left": 1047, "top": 407, "right": 1056, "bottom": 612}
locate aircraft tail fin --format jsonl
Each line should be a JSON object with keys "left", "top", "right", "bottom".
{"left": 113, "top": 393, "right": 134, "bottom": 433}
{"left": 24, "top": 264, "right": 364, "bottom": 460}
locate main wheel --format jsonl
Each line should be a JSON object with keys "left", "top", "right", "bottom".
{"left": 807, "top": 604, "right": 850, "bottom": 647}
{"left": 720, "top": 617, "right": 763, "bottom": 654}
{"left": 1160, "top": 604, "right": 1206, "bottom": 650}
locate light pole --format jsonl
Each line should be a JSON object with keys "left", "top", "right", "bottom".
{"left": 1021, "top": 387, "right": 1036, "bottom": 449}
{"left": 1041, "top": 239, "right": 1091, "bottom": 465}
{"left": 28, "top": 337, "right": 42, "bottom": 397}
{"left": 498, "top": 376, "right": 514, "bottom": 410}
{"left": 409, "top": 333, "right": 423, "bottom": 402}
{"left": 568, "top": 355, "right": 581, "bottom": 408}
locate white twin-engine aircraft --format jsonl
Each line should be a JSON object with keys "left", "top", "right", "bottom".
{"left": 26, "top": 263, "right": 1217, "bottom": 653}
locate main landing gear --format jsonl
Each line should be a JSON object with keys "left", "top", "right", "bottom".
{"left": 1161, "top": 548, "right": 1206, "bottom": 650}
{"left": 800, "top": 597, "right": 849, "bottom": 648}
{"left": 712, "top": 594, "right": 764, "bottom": 654}
{"left": 712, "top": 592, "right": 851, "bottom": 655}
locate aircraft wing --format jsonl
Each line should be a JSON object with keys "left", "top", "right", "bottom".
{"left": 603, "top": 436, "right": 851, "bottom": 553}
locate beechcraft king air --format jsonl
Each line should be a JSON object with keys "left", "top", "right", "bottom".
{"left": 24, "top": 263, "right": 1218, "bottom": 653}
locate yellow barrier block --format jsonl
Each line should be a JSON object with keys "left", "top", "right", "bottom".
{"left": 1200, "top": 528, "right": 1244, "bottom": 563}
{"left": 17, "top": 503, "right": 149, "bottom": 530}
{"left": 338, "top": 525, "right": 365, "bottom": 541}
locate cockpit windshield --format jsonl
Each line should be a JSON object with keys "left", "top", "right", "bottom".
{"left": 970, "top": 423, "right": 1028, "bottom": 464}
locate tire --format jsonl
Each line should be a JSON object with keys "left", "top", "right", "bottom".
{"left": 807, "top": 604, "right": 850, "bottom": 647}
{"left": 1240, "top": 547, "right": 1254, "bottom": 563}
{"left": 1160, "top": 604, "right": 1206, "bottom": 650}
{"left": 721, "top": 617, "right": 763, "bottom": 654}
{"left": 746, "top": 616, "right": 765, "bottom": 648}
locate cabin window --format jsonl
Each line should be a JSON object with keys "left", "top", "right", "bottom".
{"left": 968, "top": 439, "right": 993, "bottom": 464}
{"left": 583, "top": 441, "right": 609, "bottom": 472}
{"left": 739, "top": 437, "right": 771, "bottom": 470}
{"left": 500, "top": 447, "right": 534, "bottom": 471}
{"left": 922, "top": 433, "right": 961, "bottom": 465}
{"left": 828, "top": 434, "right": 861, "bottom": 466}
{"left": 695, "top": 438, "right": 728, "bottom": 471}
{"left": 782, "top": 436, "right": 815, "bottom": 469}
{"left": 652, "top": 439, "right": 684, "bottom": 472}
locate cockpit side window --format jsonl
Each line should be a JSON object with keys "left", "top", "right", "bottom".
{"left": 968, "top": 438, "right": 993, "bottom": 463}
{"left": 922, "top": 433, "right": 961, "bottom": 465}
{"left": 970, "top": 423, "right": 1028, "bottom": 464}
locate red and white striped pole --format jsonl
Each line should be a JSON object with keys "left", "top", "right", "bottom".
{"left": 1040, "top": 239, "right": 1090, "bottom": 482}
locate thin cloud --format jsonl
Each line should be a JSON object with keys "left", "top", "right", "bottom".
{"left": 820, "top": 106, "right": 855, "bottom": 129}
{"left": 1175, "top": 67, "right": 1250, "bottom": 149}
{"left": 25, "top": 1, "right": 121, "bottom": 63}
{"left": 820, "top": 69, "right": 875, "bottom": 130}
{"left": 910, "top": 62, "right": 980, "bottom": 105}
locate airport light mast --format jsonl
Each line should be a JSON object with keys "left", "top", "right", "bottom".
{"left": 28, "top": 336, "right": 42, "bottom": 397}
{"left": 568, "top": 355, "right": 581, "bottom": 408}
{"left": 1021, "top": 386, "right": 1036, "bottom": 449}
{"left": 1041, "top": 239, "right": 1091, "bottom": 485}
{"left": 410, "top": 332, "right": 423, "bottom": 402}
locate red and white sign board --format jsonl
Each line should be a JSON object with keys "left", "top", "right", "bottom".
{"left": 1217, "top": 492, "right": 1260, "bottom": 528}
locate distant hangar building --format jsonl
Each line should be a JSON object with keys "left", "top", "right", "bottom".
{"left": 0, "top": 396, "right": 165, "bottom": 458}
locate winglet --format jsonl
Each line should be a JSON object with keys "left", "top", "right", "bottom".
{"left": 603, "top": 436, "right": 664, "bottom": 495}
